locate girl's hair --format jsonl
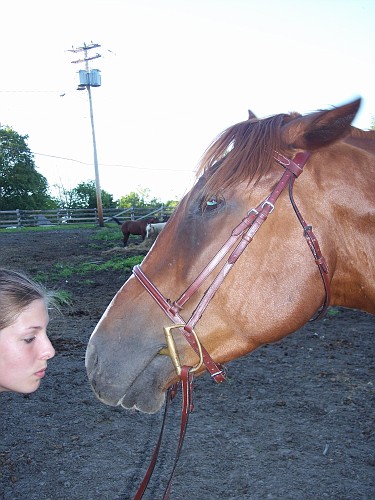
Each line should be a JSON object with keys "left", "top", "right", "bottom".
{"left": 0, "top": 268, "right": 55, "bottom": 330}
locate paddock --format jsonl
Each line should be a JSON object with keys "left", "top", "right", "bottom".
{"left": 0, "top": 228, "right": 373, "bottom": 499}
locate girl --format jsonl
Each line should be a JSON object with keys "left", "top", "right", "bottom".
{"left": 0, "top": 268, "right": 56, "bottom": 394}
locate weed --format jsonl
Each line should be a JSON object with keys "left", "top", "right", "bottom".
{"left": 53, "top": 290, "right": 73, "bottom": 306}
{"left": 326, "top": 307, "right": 340, "bottom": 316}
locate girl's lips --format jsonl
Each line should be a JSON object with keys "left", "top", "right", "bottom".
{"left": 35, "top": 369, "right": 46, "bottom": 378}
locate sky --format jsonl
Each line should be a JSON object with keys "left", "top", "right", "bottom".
{"left": 1, "top": 0, "right": 374, "bottom": 203}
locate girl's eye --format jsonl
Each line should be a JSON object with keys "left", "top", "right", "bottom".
{"left": 23, "top": 337, "right": 36, "bottom": 344}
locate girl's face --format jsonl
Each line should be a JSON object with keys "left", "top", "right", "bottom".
{"left": 0, "top": 299, "right": 55, "bottom": 394}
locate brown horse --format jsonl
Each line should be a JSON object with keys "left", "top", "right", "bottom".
{"left": 112, "top": 216, "right": 159, "bottom": 246}
{"left": 87, "top": 99, "right": 374, "bottom": 414}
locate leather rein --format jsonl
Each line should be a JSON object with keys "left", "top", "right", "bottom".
{"left": 132, "top": 151, "right": 330, "bottom": 498}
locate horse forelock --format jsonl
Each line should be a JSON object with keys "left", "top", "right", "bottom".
{"left": 196, "top": 113, "right": 290, "bottom": 197}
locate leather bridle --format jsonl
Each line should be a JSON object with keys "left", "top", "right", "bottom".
{"left": 132, "top": 150, "right": 331, "bottom": 498}
{"left": 133, "top": 150, "right": 330, "bottom": 380}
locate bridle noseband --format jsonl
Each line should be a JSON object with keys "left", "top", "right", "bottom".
{"left": 133, "top": 150, "right": 330, "bottom": 382}
{"left": 132, "top": 151, "right": 331, "bottom": 499}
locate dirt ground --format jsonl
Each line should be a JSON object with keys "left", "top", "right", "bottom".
{"left": 0, "top": 227, "right": 374, "bottom": 500}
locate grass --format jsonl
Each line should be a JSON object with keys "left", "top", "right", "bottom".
{"left": 3, "top": 225, "right": 145, "bottom": 304}
{"left": 90, "top": 226, "right": 121, "bottom": 243}
{"left": 35, "top": 254, "right": 144, "bottom": 283}
{"left": 52, "top": 290, "right": 73, "bottom": 307}
{"left": 0, "top": 223, "right": 130, "bottom": 249}
{"left": 0, "top": 223, "right": 123, "bottom": 248}
{"left": 30, "top": 224, "right": 144, "bottom": 284}
{"left": 326, "top": 307, "right": 340, "bottom": 316}
{"left": 0, "top": 223, "right": 98, "bottom": 234}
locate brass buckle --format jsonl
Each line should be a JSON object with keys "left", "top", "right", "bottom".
{"left": 159, "top": 324, "right": 204, "bottom": 376}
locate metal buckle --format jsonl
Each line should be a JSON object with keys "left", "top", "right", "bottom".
{"left": 159, "top": 324, "right": 204, "bottom": 376}
{"left": 261, "top": 200, "right": 275, "bottom": 213}
{"left": 247, "top": 208, "right": 259, "bottom": 216}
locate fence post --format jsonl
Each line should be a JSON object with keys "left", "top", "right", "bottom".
{"left": 16, "top": 209, "right": 21, "bottom": 228}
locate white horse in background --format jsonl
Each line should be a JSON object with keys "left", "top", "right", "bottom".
{"left": 145, "top": 222, "right": 167, "bottom": 240}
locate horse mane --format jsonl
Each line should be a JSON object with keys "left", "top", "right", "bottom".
{"left": 196, "top": 112, "right": 298, "bottom": 196}
{"left": 347, "top": 126, "right": 375, "bottom": 138}
{"left": 343, "top": 126, "right": 375, "bottom": 154}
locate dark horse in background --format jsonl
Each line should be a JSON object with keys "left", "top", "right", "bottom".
{"left": 88, "top": 98, "right": 374, "bottom": 414}
{"left": 112, "top": 216, "right": 159, "bottom": 246}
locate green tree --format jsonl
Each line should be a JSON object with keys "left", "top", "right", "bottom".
{"left": 118, "top": 191, "right": 147, "bottom": 208}
{"left": 68, "top": 180, "right": 116, "bottom": 209}
{"left": 53, "top": 183, "right": 78, "bottom": 208}
{"left": 164, "top": 199, "right": 179, "bottom": 209}
{"left": 117, "top": 187, "right": 172, "bottom": 208}
{"left": 118, "top": 189, "right": 179, "bottom": 210}
{"left": 0, "top": 126, "right": 57, "bottom": 210}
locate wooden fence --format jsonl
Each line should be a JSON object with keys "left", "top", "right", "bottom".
{"left": 0, "top": 206, "right": 173, "bottom": 229}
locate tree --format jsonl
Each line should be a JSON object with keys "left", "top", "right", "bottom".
{"left": 53, "top": 183, "right": 78, "bottom": 209}
{"left": 117, "top": 191, "right": 148, "bottom": 208}
{"left": 65, "top": 180, "right": 116, "bottom": 209}
{"left": 117, "top": 187, "right": 169, "bottom": 208}
{"left": 118, "top": 189, "right": 179, "bottom": 210}
{"left": 0, "top": 126, "right": 57, "bottom": 210}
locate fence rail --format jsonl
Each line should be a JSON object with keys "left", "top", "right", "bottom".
{"left": 0, "top": 206, "right": 173, "bottom": 229}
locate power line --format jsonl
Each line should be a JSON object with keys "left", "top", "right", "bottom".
{"left": 0, "top": 90, "right": 61, "bottom": 94}
{"left": 32, "top": 152, "right": 194, "bottom": 173}
{"left": 0, "top": 90, "right": 64, "bottom": 93}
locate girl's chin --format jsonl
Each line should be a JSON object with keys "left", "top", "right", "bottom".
{"left": 21, "top": 380, "right": 42, "bottom": 394}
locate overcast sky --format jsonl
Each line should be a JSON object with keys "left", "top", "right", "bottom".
{"left": 1, "top": 0, "right": 374, "bottom": 201}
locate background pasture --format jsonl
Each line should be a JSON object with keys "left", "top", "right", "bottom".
{"left": 0, "top": 227, "right": 374, "bottom": 499}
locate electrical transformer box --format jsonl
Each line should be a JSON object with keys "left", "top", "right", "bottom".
{"left": 89, "top": 69, "right": 101, "bottom": 87}
{"left": 78, "top": 70, "right": 89, "bottom": 86}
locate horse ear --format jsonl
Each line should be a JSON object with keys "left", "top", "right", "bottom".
{"left": 281, "top": 98, "right": 362, "bottom": 151}
{"left": 248, "top": 109, "right": 257, "bottom": 120}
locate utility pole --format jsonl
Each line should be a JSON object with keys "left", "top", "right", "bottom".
{"left": 68, "top": 42, "right": 104, "bottom": 227}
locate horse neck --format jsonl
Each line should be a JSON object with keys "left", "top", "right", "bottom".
{"left": 323, "top": 147, "right": 375, "bottom": 314}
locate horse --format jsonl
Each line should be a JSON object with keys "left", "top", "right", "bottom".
{"left": 87, "top": 98, "right": 374, "bottom": 416}
{"left": 145, "top": 222, "right": 167, "bottom": 240}
{"left": 112, "top": 216, "right": 159, "bottom": 246}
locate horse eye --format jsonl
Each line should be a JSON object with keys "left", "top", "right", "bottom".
{"left": 201, "top": 196, "right": 222, "bottom": 214}
{"left": 207, "top": 198, "right": 218, "bottom": 208}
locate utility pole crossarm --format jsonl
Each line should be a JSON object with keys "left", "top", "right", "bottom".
{"left": 71, "top": 54, "right": 101, "bottom": 64}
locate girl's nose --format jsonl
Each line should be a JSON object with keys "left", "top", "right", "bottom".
{"left": 40, "top": 335, "right": 56, "bottom": 360}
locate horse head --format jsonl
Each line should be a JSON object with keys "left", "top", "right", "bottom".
{"left": 86, "top": 98, "right": 374, "bottom": 414}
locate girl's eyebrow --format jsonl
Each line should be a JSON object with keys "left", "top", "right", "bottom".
{"left": 24, "top": 325, "right": 44, "bottom": 331}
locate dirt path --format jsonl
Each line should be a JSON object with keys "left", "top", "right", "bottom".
{"left": 0, "top": 228, "right": 374, "bottom": 499}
